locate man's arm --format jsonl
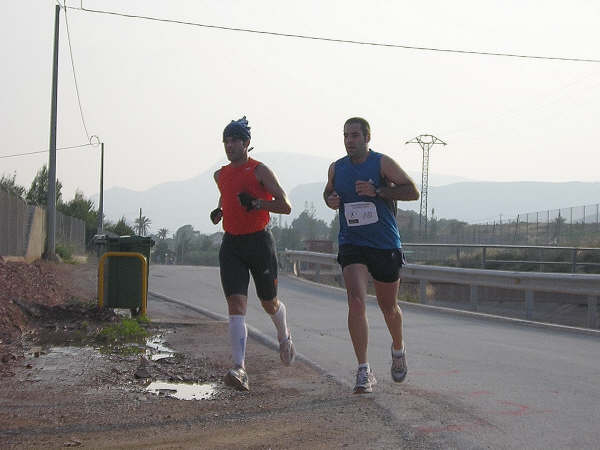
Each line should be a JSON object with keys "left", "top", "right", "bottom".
{"left": 323, "top": 162, "right": 340, "bottom": 210}
{"left": 354, "top": 155, "right": 419, "bottom": 201}
{"left": 254, "top": 164, "right": 292, "bottom": 214}
{"left": 211, "top": 170, "right": 223, "bottom": 224}
{"left": 379, "top": 155, "right": 419, "bottom": 201}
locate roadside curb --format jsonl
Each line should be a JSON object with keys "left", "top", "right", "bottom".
{"left": 148, "top": 290, "right": 338, "bottom": 381}
{"left": 284, "top": 274, "right": 600, "bottom": 338}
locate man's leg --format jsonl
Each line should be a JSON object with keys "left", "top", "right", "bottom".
{"left": 374, "top": 278, "right": 407, "bottom": 383}
{"left": 261, "top": 298, "right": 287, "bottom": 341}
{"left": 223, "top": 294, "right": 250, "bottom": 390}
{"left": 343, "top": 264, "right": 377, "bottom": 393}
{"left": 261, "top": 298, "right": 295, "bottom": 366}
{"left": 226, "top": 294, "right": 248, "bottom": 368}
{"left": 373, "top": 279, "right": 403, "bottom": 350}
{"left": 342, "top": 264, "right": 370, "bottom": 364}
{"left": 250, "top": 230, "right": 295, "bottom": 365}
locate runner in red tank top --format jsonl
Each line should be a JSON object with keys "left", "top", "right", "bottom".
{"left": 210, "top": 116, "right": 296, "bottom": 391}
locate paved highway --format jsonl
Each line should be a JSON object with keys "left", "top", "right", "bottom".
{"left": 149, "top": 265, "right": 600, "bottom": 449}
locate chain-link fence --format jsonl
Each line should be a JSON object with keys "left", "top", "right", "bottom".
{"left": 56, "top": 210, "right": 85, "bottom": 254}
{"left": 0, "top": 189, "right": 86, "bottom": 258}
{"left": 472, "top": 203, "right": 600, "bottom": 245}
{"left": 402, "top": 203, "right": 600, "bottom": 246}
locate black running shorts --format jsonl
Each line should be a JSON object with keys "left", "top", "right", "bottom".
{"left": 337, "top": 244, "right": 405, "bottom": 283}
{"left": 219, "top": 229, "right": 278, "bottom": 300}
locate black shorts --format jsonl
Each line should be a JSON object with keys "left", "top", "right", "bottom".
{"left": 337, "top": 244, "right": 405, "bottom": 283}
{"left": 219, "top": 230, "right": 278, "bottom": 300}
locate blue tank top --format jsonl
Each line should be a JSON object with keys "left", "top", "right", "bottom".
{"left": 334, "top": 150, "right": 402, "bottom": 249}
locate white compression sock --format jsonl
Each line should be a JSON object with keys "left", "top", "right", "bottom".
{"left": 270, "top": 302, "right": 290, "bottom": 343}
{"left": 229, "top": 315, "right": 247, "bottom": 368}
{"left": 358, "top": 363, "right": 370, "bottom": 372}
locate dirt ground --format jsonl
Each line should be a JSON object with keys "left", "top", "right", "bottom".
{"left": 0, "top": 259, "right": 431, "bottom": 449}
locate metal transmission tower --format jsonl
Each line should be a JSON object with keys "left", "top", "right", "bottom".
{"left": 405, "top": 135, "right": 447, "bottom": 239}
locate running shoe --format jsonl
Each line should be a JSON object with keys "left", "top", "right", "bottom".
{"left": 391, "top": 344, "right": 407, "bottom": 383}
{"left": 223, "top": 366, "right": 249, "bottom": 391}
{"left": 279, "top": 335, "right": 296, "bottom": 366}
{"left": 353, "top": 366, "right": 377, "bottom": 394}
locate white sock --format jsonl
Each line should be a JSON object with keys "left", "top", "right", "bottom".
{"left": 392, "top": 344, "right": 405, "bottom": 357}
{"left": 358, "top": 362, "right": 370, "bottom": 372}
{"left": 270, "top": 302, "right": 290, "bottom": 343}
{"left": 229, "top": 315, "right": 247, "bottom": 368}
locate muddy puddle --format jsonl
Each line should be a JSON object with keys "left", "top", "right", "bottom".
{"left": 145, "top": 333, "right": 175, "bottom": 361}
{"left": 145, "top": 380, "right": 219, "bottom": 400}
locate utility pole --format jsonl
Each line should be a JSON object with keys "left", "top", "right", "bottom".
{"left": 98, "top": 142, "right": 104, "bottom": 233}
{"left": 46, "top": 4, "right": 61, "bottom": 260}
{"left": 89, "top": 136, "right": 104, "bottom": 234}
{"left": 406, "top": 134, "right": 446, "bottom": 240}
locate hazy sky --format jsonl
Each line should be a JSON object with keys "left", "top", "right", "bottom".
{"left": 3, "top": 1, "right": 600, "bottom": 203}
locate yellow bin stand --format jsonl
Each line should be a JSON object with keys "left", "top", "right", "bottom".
{"left": 98, "top": 251, "right": 148, "bottom": 316}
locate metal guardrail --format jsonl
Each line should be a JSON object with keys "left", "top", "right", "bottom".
{"left": 402, "top": 243, "right": 600, "bottom": 273}
{"left": 283, "top": 250, "right": 600, "bottom": 329}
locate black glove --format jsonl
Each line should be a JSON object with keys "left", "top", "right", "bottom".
{"left": 210, "top": 207, "right": 223, "bottom": 224}
{"left": 238, "top": 192, "right": 257, "bottom": 211}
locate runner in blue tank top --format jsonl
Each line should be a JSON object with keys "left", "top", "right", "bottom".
{"left": 323, "top": 117, "right": 419, "bottom": 394}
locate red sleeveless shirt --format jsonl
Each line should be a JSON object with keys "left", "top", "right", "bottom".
{"left": 218, "top": 158, "right": 272, "bottom": 235}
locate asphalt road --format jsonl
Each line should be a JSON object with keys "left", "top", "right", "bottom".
{"left": 149, "top": 264, "right": 600, "bottom": 450}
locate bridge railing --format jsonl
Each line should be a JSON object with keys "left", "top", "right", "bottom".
{"left": 283, "top": 250, "right": 600, "bottom": 329}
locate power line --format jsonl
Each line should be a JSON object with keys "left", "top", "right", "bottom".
{"left": 0, "top": 143, "right": 95, "bottom": 160}
{"left": 62, "top": 1, "right": 91, "bottom": 141}
{"left": 66, "top": 4, "right": 600, "bottom": 64}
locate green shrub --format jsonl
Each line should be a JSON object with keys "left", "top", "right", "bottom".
{"left": 55, "top": 244, "right": 74, "bottom": 262}
{"left": 96, "top": 318, "right": 148, "bottom": 345}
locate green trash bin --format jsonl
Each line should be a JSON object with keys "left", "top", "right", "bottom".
{"left": 103, "top": 235, "right": 155, "bottom": 315}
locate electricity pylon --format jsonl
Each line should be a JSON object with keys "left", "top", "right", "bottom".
{"left": 405, "top": 135, "right": 447, "bottom": 239}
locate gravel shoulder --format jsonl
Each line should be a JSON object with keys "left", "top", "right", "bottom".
{"left": 0, "top": 261, "right": 431, "bottom": 449}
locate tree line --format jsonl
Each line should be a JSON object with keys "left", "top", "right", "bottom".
{"left": 5, "top": 167, "right": 598, "bottom": 264}
{"left": 1, "top": 167, "right": 152, "bottom": 249}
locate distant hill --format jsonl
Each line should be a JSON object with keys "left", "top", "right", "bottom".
{"left": 427, "top": 181, "right": 600, "bottom": 223}
{"left": 92, "top": 152, "right": 599, "bottom": 234}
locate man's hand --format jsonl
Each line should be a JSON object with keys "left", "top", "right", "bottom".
{"left": 326, "top": 191, "right": 341, "bottom": 210}
{"left": 238, "top": 192, "right": 257, "bottom": 211}
{"left": 355, "top": 180, "right": 377, "bottom": 197}
{"left": 210, "top": 207, "right": 223, "bottom": 224}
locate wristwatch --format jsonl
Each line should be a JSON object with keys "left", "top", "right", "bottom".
{"left": 375, "top": 187, "right": 382, "bottom": 196}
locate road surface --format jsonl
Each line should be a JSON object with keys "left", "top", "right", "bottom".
{"left": 149, "top": 264, "right": 600, "bottom": 449}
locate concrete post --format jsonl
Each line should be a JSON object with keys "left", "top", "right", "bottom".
{"left": 470, "top": 285, "right": 479, "bottom": 312}
{"left": 587, "top": 296, "right": 598, "bottom": 329}
{"left": 525, "top": 290, "right": 534, "bottom": 320}
{"left": 419, "top": 279, "right": 427, "bottom": 304}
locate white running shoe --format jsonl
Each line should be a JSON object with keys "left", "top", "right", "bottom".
{"left": 279, "top": 335, "right": 296, "bottom": 366}
{"left": 223, "top": 366, "right": 250, "bottom": 391}
{"left": 391, "top": 345, "right": 407, "bottom": 383}
{"left": 353, "top": 367, "right": 377, "bottom": 394}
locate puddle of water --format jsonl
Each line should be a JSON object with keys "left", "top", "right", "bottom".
{"left": 146, "top": 381, "right": 219, "bottom": 400}
{"left": 145, "top": 334, "right": 175, "bottom": 361}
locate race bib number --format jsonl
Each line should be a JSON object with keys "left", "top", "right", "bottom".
{"left": 344, "top": 202, "right": 379, "bottom": 227}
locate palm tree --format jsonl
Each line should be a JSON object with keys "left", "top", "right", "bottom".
{"left": 134, "top": 215, "right": 152, "bottom": 236}
{"left": 174, "top": 225, "right": 194, "bottom": 264}
{"left": 157, "top": 228, "right": 169, "bottom": 240}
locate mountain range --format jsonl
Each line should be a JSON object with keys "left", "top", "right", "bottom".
{"left": 92, "top": 152, "right": 600, "bottom": 235}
